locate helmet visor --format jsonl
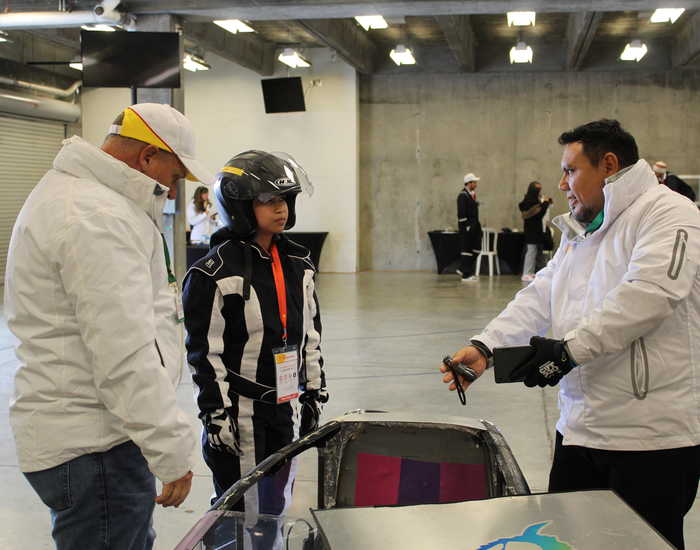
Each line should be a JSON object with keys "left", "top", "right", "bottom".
{"left": 256, "top": 191, "right": 286, "bottom": 204}
{"left": 271, "top": 151, "right": 314, "bottom": 197}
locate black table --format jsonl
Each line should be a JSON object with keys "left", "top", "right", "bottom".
{"left": 427, "top": 230, "right": 525, "bottom": 275}
{"left": 285, "top": 231, "right": 328, "bottom": 271}
{"left": 186, "top": 231, "right": 329, "bottom": 271}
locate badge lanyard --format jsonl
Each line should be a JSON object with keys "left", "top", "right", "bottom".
{"left": 270, "top": 243, "right": 299, "bottom": 403}
{"left": 270, "top": 243, "right": 288, "bottom": 343}
{"left": 161, "top": 234, "right": 184, "bottom": 323}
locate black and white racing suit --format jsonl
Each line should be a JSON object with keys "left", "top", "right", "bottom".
{"left": 183, "top": 230, "right": 324, "bottom": 515}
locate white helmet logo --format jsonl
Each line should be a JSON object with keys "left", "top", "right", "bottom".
{"left": 275, "top": 177, "right": 295, "bottom": 188}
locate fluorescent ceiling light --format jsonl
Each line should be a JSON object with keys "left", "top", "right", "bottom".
{"left": 650, "top": 8, "right": 685, "bottom": 24}
{"left": 507, "top": 12, "right": 536, "bottom": 27}
{"left": 389, "top": 44, "right": 416, "bottom": 65}
{"left": 278, "top": 48, "right": 311, "bottom": 68}
{"left": 81, "top": 24, "right": 116, "bottom": 31}
{"left": 69, "top": 62, "right": 83, "bottom": 71}
{"left": 355, "top": 15, "right": 388, "bottom": 31}
{"left": 509, "top": 41, "right": 533, "bottom": 63}
{"left": 620, "top": 40, "right": 648, "bottom": 62}
{"left": 183, "top": 53, "right": 210, "bottom": 72}
{"left": 213, "top": 19, "right": 255, "bottom": 34}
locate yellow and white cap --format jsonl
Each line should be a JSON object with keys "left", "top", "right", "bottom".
{"left": 109, "top": 103, "right": 214, "bottom": 185}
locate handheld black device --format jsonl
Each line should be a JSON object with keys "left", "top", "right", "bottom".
{"left": 493, "top": 346, "right": 535, "bottom": 383}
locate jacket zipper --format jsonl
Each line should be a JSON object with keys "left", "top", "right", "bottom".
{"left": 630, "top": 337, "right": 649, "bottom": 400}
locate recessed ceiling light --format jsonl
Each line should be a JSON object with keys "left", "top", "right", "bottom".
{"left": 389, "top": 45, "right": 416, "bottom": 66}
{"left": 80, "top": 24, "right": 116, "bottom": 32}
{"left": 213, "top": 19, "right": 255, "bottom": 34}
{"left": 509, "top": 41, "right": 533, "bottom": 63}
{"left": 620, "top": 40, "right": 648, "bottom": 62}
{"left": 69, "top": 62, "right": 83, "bottom": 71}
{"left": 183, "top": 53, "right": 210, "bottom": 72}
{"left": 355, "top": 15, "right": 388, "bottom": 31}
{"left": 278, "top": 48, "right": 311, "bottom": 68}
{"left": 650, "top": 8, "right": 685, "bottom": 24}
{"left": 507, "top": 12, "right": 536, "bottom": 27}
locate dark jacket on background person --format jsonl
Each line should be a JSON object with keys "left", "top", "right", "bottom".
{"left": 664, "top": 173, "right": 696, "bottom": 202}
{"left": 457, "top": 188, "right": 482, "bottom": 249}
{"left": 519, "top": 184, "right": 550, "bottom": 245}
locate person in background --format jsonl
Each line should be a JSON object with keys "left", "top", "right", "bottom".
{"left": 653, "top": 160, "right": 696, "bottom": 202}
{"left": 4, "top": 103, "right": 211, "bottom": 550}
{"left": 518, "top": 181, "right": 552, "bottom": 282}
{"left": 183, "top": 150, "right": 327, "bottom": 522}
{"left": 188, "top": 185, "right": 218, "bottom": 244}
{"left": 441, "top": 119, "right": 700, "bottom": 550}
{"left": 457, "top": 172, "right": 482, "bottom": 282}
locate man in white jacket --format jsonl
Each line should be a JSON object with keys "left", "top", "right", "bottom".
{"left": 5, "top": 103, "right": 212, "bottom": 550}
{"left": 441, "top": 119, "right": 700, "bottom": 550}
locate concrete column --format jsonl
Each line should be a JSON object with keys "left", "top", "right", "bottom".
{"left": 134, "top": 14, "right": 188, "bottom": 286}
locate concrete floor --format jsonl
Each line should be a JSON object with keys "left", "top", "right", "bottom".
{"left": 0, "top": 272, "right": 697, "bottom": 549}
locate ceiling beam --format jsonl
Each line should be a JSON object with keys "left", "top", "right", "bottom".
{"left": 672, "top": 9, "right": 700, "bottom": 66}
{"left": 566, "top": 12, "right": 602, "bottom": 71}
{"left": 82, "top": 1, "right": 700, "bottom": 21}
{"left": 295, "top": 18, "right": 375, "bottom": 74}
{"left": 435, "top": 15, "right": 475, "bottom": 72}
{"left": 183, "top": 22, "right": 275, "bottom": 76}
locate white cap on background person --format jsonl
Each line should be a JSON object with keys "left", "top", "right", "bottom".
{"left": 652, "top": 161, "right": 668, "bottom": 175}
{"left": 463, "top": 173, "right": 480, "bottom": 184}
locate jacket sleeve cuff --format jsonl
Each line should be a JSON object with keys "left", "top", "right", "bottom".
{"left": 564, "top": 329, "right": 590, "bottom": 365}
{"left": 470, "top": 337, "right": 495, "bottom": 368}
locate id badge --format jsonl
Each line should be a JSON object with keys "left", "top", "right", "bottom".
{"left": 273, "top": 344, "right": 300, "bottom": 404}
{"left": 171, "top": 282, "right": 185, "bottom": 323}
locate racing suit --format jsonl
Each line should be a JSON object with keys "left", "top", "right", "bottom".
{"left": 183, "top": 229, "right": 324, "bottom": 516}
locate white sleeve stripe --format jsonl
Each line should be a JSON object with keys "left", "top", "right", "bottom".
{"left": 241, "top": 286, "right": 264, "bottom": 384}
{"left": 302, "top": 269, "right": 322, "bottom": 388}
{"left": 207, "top": 289, "right": 233, "bottom": 410}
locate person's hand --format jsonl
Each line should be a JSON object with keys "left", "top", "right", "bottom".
{"left": 511, "top": 336, "right": 576, "bottom": 388}
{"left": 156, "top": 470, "right": 193, "bottom": 508}
{"left": 205, "top": 410, "right": 239, "bottom": 455}
{"left": 440, "top": 346, "right": 488, "bottom": 392}
{"left": 299, "top": 389, "right": 328, "bottom": 437}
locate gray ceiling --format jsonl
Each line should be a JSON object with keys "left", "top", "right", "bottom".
{"left": 1, "top": 0, "right": 699, "bottom": 87}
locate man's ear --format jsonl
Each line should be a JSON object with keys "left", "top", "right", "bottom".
{"left": 601, "top": 152, "right": 621, "bottom": 177}
{"left": 136, "top": 144, "right": 159, "bottom": 172}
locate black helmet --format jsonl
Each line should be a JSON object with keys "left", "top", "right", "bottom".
{"left": 214, "top": 150, "right": 313, "bottom": 237}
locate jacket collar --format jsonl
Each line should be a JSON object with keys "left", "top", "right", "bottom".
{"left": 53, "top": 136, "right": 168, "bottom": 227}
{"left": 552, "top": 159, "right": 657, "bottom": 242}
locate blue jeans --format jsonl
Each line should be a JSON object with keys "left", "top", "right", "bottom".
{"left": 24, "top": 441, "right": 156, "bottom": 550}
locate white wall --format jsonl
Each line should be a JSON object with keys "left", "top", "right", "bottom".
{"left": 81, "top": 87, "right": 131, "bottom": 147}
{"left": 184, "top": 49, "right": 359, "bottom": 273}
{"left": 80, "top": 48, "right": 360, "bottom": 272}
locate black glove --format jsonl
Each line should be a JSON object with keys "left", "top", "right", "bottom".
{"left": 204, "top": 410, "right": 240, "bottom": 455}
{"left": 299, "top": 389, "right": 328, "bottom": 437}
{"left": 512, "top": 336, "right": 576, "bottom": 388}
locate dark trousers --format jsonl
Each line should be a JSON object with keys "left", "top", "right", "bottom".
{"left": 203, "top": 400, "right": 296, "bottom": 515}
{"left": 458, "top": 222, "right": 481, "bottom": 277}
{"left": 549, "top": 431, "right": 700, "bottom": 549}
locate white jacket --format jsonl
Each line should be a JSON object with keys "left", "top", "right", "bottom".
{"left": 5, "top": 136, "right": 196, "bottom": 482}
{"left": 187, "top": 200, "right": 216, "bottom": 243}
{"left": 474, "top": 159, "right": 700, "bottom": 451}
